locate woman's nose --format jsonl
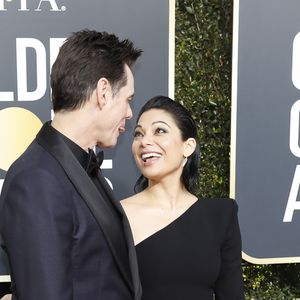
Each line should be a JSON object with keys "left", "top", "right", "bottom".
{"left": 140, "top": 133, "right": 153, "bottom": 146}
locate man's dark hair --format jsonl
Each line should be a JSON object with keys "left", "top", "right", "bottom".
{"left": 51, "top": 29, "right": 142, "bottom": 112}
{"left": 134, "top": 95, "right": 200, "bottom": 194}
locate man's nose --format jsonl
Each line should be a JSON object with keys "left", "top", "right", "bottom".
{"left": 126, "top": 105, "right": 133, "bottom": 120}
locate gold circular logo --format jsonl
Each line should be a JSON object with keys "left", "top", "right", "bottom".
{"left": 0, "top": 107, "right": 42, "bottom": 171}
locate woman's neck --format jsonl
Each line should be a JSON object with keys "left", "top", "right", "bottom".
{"left": 143, "top": 180, "right": 195, "bottom": 210}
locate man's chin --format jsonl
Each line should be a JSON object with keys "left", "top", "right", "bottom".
{"left": 97, "top": 139, "right": 117, "bottom": 149}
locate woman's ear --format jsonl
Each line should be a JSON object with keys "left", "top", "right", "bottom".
{"left": 183, "top": 138, "right": 197, "bottom": 158}
{"left": 96, "top": 77, "right": 109, "bottom": 109}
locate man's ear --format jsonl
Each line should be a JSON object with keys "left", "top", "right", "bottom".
{"left": 183, "top": 138, "right": 197, "bottom": 158}
{"left": 96, "top": 77, "right": 110, "bottom": 109}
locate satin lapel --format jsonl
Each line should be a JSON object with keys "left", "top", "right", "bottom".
{"left": 35, "top": 123, "right": 134, "bottom": 293}
{"left": 97, "top": 174, "right": 142, "bottom": 299}
{"left": 85, "top": 160, "right": 142, "bottom": 299}
{"left": 122, "top": 215, "right": 143, "bottom": 300}
{"left": 97, "top": 173, "right": 123, "bottom": 213}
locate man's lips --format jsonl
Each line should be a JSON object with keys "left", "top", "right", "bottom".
{"left": 118, "top": 126, "right": 125, "bottom": 133}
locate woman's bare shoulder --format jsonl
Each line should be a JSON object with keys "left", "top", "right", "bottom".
{"left": 120, "top": 193, "right": 145, "bottom": 208}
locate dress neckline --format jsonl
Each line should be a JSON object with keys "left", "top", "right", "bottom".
{"left": 135, "top": 199, "right": 200, "bottom": 247}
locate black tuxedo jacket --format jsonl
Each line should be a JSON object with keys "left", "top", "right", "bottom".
{"left": 0, "top": 123, "right": 142, "bottom": 300}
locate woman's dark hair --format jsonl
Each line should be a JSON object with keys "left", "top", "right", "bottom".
{"left": 51, "top": 29, "right": 142, "bottom": 112}
{"left": 134, "top": 95, "right": 200, "bottom": 194}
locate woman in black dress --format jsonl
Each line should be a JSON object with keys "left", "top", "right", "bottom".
{"left": 121, "top": 95, "right": 245, "bottom": 300}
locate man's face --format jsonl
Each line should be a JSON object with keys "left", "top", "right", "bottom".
{"left": 97, "top": 64, "right": 134, "bottom": 148}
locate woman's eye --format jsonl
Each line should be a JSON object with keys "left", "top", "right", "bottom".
{"left": 133, "top": 131, "right": 143, "bottom": 138}
{"left": 155, "top": 128, "right": 167, "bottom": 134}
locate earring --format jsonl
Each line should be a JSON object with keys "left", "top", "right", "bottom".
{"left": 182, "top": 156, "right": 188, "bottom": 166}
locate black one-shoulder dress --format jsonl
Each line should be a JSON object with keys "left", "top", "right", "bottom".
{"left": 135, "top": 198, "right": 245, "bottom": 300}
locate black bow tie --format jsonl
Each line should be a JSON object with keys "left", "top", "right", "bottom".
{"left": 86, "top": 148, "right": 104, "bottom": 177}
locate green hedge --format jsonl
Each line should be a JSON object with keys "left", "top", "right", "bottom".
{"left": 175, "top": 0, "right": 300, "bottom": 298}
{"left": 175, "top": 0, "right": 232, "bottom": 197}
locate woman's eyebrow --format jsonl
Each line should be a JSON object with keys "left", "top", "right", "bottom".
{"left": 151, "top": 121, "right": 171, "bottom": 128}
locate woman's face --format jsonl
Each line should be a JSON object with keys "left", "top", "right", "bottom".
{"left": 132, "top": 108, "right": 187, "bottom": 182}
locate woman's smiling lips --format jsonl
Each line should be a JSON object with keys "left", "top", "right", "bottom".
{"left": 141, "top": 152, "right": 162, "bottom": 163}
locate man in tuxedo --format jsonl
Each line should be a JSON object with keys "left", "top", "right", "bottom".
{"left": 0, "top": 29, "right": 142, "bottom": 300}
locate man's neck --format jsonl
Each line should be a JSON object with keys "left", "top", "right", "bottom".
{"left": 51, "top": 111, "right": 96, "bottom": 151}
